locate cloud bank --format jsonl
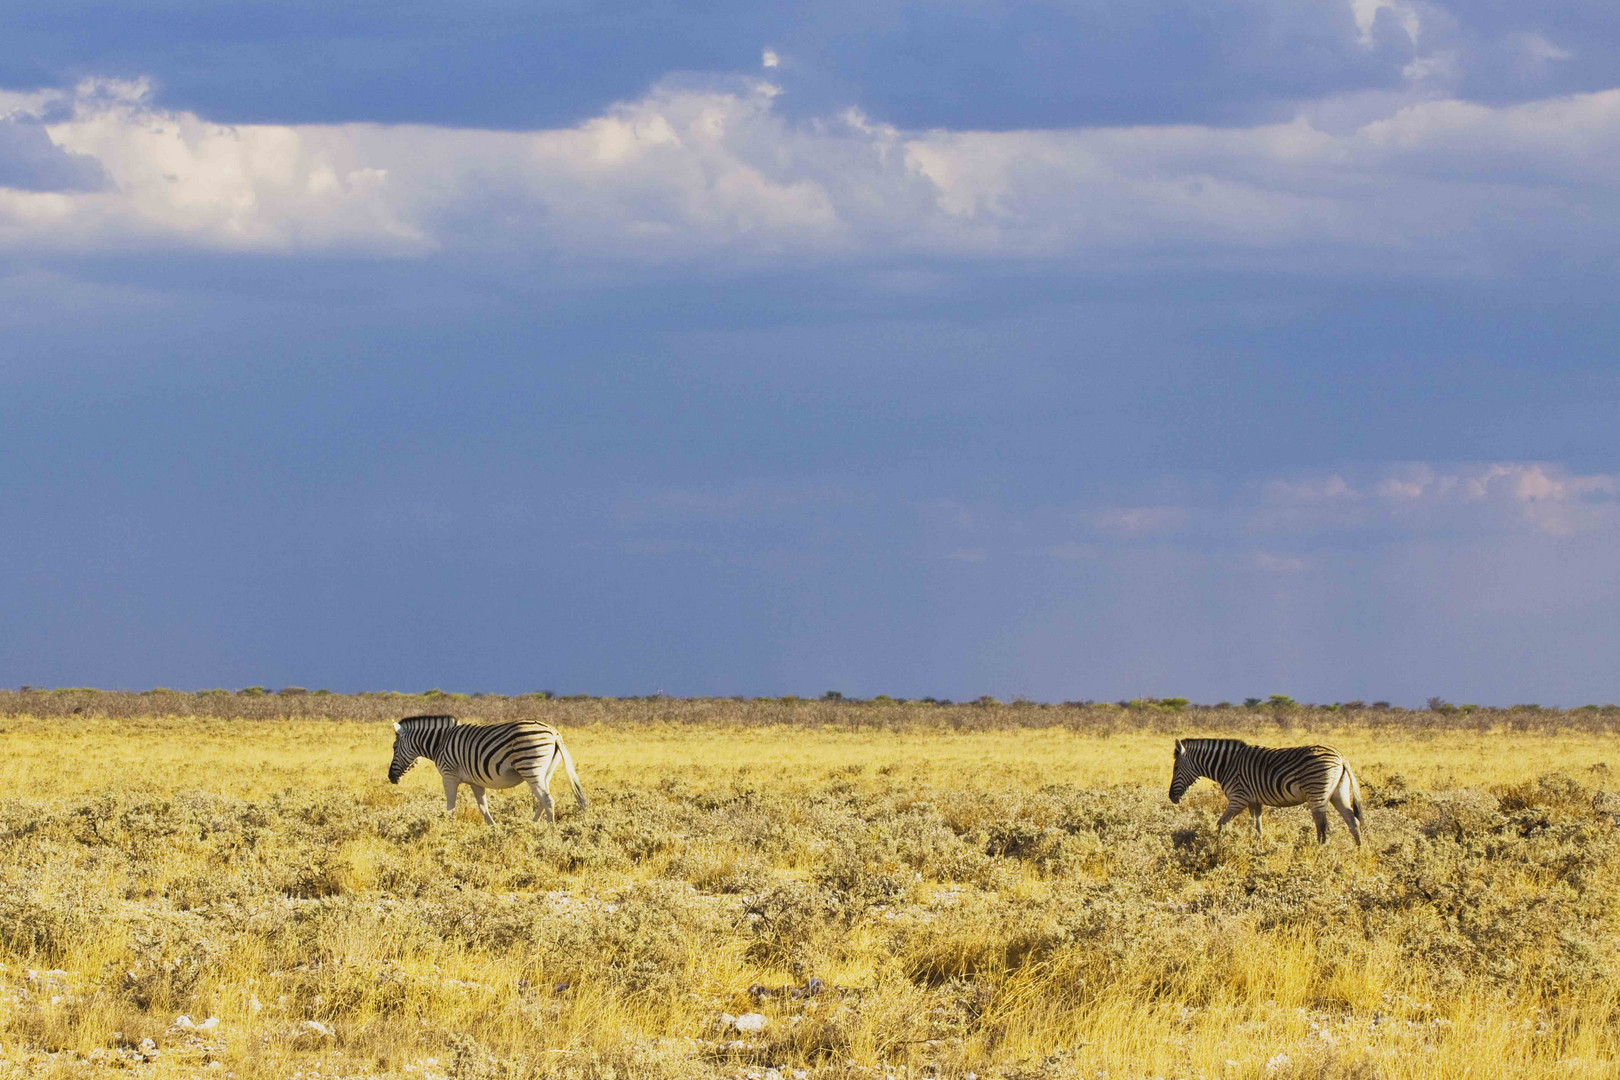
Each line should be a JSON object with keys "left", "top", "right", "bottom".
{"left": 4, "top": 74, "right": 1620, "bottom": 269}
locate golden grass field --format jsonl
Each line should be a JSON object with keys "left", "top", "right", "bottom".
{"left": 1, "top": 695, "right": 1618, "bottom": 1079}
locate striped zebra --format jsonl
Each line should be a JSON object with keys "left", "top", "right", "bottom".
{"left": 387, "top": 714, "right": 587, "bottom": 825}
{"left": 1168, "top": 738, "right": 1364, "bottom": 846}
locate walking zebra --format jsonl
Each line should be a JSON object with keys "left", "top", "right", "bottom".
{"left": 387, "top": 714, "right": 587, "bottom": 825}
{"left": 1168, "top": 738, "right": 1363, "bottom": 845}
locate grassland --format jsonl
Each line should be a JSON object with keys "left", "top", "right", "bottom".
{"left": 0, "top": 694, "right": 1617, "bottom": 1079}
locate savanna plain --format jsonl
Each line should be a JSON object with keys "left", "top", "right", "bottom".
{"left": 2, "top": 691, "right": 1618, "bottom": 1080}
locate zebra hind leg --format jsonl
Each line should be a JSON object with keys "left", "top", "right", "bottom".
{"left": 1330, "top": 779, "right": 1362, "bottom": 847}
{"left": 1249, "top": 803, "right": 1263, "bottom": 838}
{"left": 1311, "top": 806, "right": 1330, "bottom": 844}
{"left": 469, "top": 785, "right": 495, "bottom": 826}
{"left": 525, "top": 775, "right": 556, "bottom": 824}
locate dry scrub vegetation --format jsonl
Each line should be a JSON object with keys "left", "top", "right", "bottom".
{"left": 0, "top": 694, "right": 1617, "bottom": 1080}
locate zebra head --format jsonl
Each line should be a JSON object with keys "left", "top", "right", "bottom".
{"left": 1168, "top": 738, "right": 1199, "bottom": 803}
{"left": 387, "top": 722, "right": 415, "bottom": 784}
{"left": 388, "top": 714, "right": 455, "bottom": 784}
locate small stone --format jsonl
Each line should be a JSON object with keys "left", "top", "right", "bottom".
{"left": 197, "top": 1017, "right": 220, "bottom": 1032}
{"left": 171, "top": 1015, "right": 196, "bottom": 1031}
{"left": 717, "top": 1013, "right": 737, "bottom": 1030}
{"left": 249, "top": 997, "right": 263, "bottom": 1013}
{"left": 301, "top": 1020, "right": 334, "bottom": 1039}
{"left": 803, "top": 977, "right": 825, "bottom": 996}
{"left": 735, "top": 1012, "right": 768, "bottom": 1033}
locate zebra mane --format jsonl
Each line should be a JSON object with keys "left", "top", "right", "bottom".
{"left": 1181, "top": 737, "right": 1250, "bottom": 750}
{"left": 395, "top": 714, "right": 458, "bottom": 733}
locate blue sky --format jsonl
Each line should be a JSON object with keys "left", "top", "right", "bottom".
{"left": 3, "top": 1, "right": 1618, "bottom": 703}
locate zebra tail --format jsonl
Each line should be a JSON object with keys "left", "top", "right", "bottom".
{"left": 558, "top": 740, "right": 589, "bottom": 810}
{"left": 1347, "top": 763, "right": 1364, "bottom": 826}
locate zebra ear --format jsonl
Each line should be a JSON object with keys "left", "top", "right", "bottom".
{"left": 393, "top": 721, "right": 401, "bottom": 733}
{"left": 1175, "top": 739, "right": 1184, "bottom": 754}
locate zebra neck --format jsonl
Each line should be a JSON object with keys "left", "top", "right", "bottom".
{"left": 417, "top": 726, "right": 454, "bottom": 761}
{"left": 1198, "top": 745, "right": 1236, "bottom": 786}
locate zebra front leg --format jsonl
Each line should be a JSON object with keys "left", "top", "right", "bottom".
{"left": 1250, "top": 803, "right": 1263, "bottom": 838}
{"left": 442, "top": 774, "right": 460, "bottom": 816}
{"left": 469, "top": 785, "right": 495, "bottom": 826}
{"left": 1215, "top": 800, "right": 1245, "bottom": 834}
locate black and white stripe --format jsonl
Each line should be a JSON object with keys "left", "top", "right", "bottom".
{"left": 1168, "top": 737, "right": 1363, "bottom": 845}
{"left": 387, "top": 714, "right": 588, "bottom": 825}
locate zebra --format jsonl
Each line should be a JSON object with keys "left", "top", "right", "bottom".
{"left": 387, "top": 714, "right": 587, "bottom": 825}
{"left": 1168, "top": 737, "right": 1364, "bottom": 845}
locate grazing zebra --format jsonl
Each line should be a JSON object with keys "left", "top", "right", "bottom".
{"left": 1168, "top": 738, "right": 1363, "bottom": 846}
{"left": 387, "top": 714, "right": 587, "bottom": 825}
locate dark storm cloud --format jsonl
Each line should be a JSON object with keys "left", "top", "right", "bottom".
{"left": 0, "top": 114, "right": 108, "bottom": 192}
{"left": 11, "top": 0, "right": 1610, "bottom": 131}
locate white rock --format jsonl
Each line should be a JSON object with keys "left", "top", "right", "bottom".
{"left": 717, "top": 1013, "right": 737, "bottom": 1030}
{"left": 249, "top": 996, "right": 263, "bottom": 1013}
{"left": 734, "top": 1012, "right": 768, "bottom": 1033}
{"left": 302, "top": 1020, "right": 334, "bottom": 1038}
{"left": 197, "top": 1017, "right": 220, "bottom": 1032}
{"left": 171, "top": 1015, "right": 196, "bottom": 1031}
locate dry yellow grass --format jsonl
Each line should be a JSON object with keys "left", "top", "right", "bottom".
{"left": 0, "top": 707, "right": 1616, "bottom": 1079}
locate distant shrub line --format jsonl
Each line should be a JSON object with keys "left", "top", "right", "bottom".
{"left": 2, "top": 687, "right": 1618, "bottom": 732}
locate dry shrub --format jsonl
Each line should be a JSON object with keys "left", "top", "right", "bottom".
{"left": 0, "top": 717, "right": 1617, "bottom": 1079}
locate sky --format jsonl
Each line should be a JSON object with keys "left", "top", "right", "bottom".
{"left": 3, "top": 1, "right": 1619, "bottom": 704}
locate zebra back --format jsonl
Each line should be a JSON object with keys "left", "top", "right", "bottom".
{"left": 1171, "top": 737, "right": 1348, "bottom": 808}
{"left": 392, "top": 714, "right": 566, "bottom": 787}
{"left": 435, "top": 719, "right": 564, "bottom": 786}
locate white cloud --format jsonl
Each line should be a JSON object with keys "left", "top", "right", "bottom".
{"left": 928, "top": 462, "right": 1619, "bottom": 564}
{"left": 1253, "top": 463, "right": 1620, "bottom": 537}
{"left": 1349, "top": 0, "right": 1420, "bottom": 46}
{"left": 761, "top": 49, "right": 780, "bottom": 69}
{"left": 3, "top": 74, "right": 1620, "bottom": 267}
{"left": 1511, "top": 32, "right": 1572, "bottom": 69}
